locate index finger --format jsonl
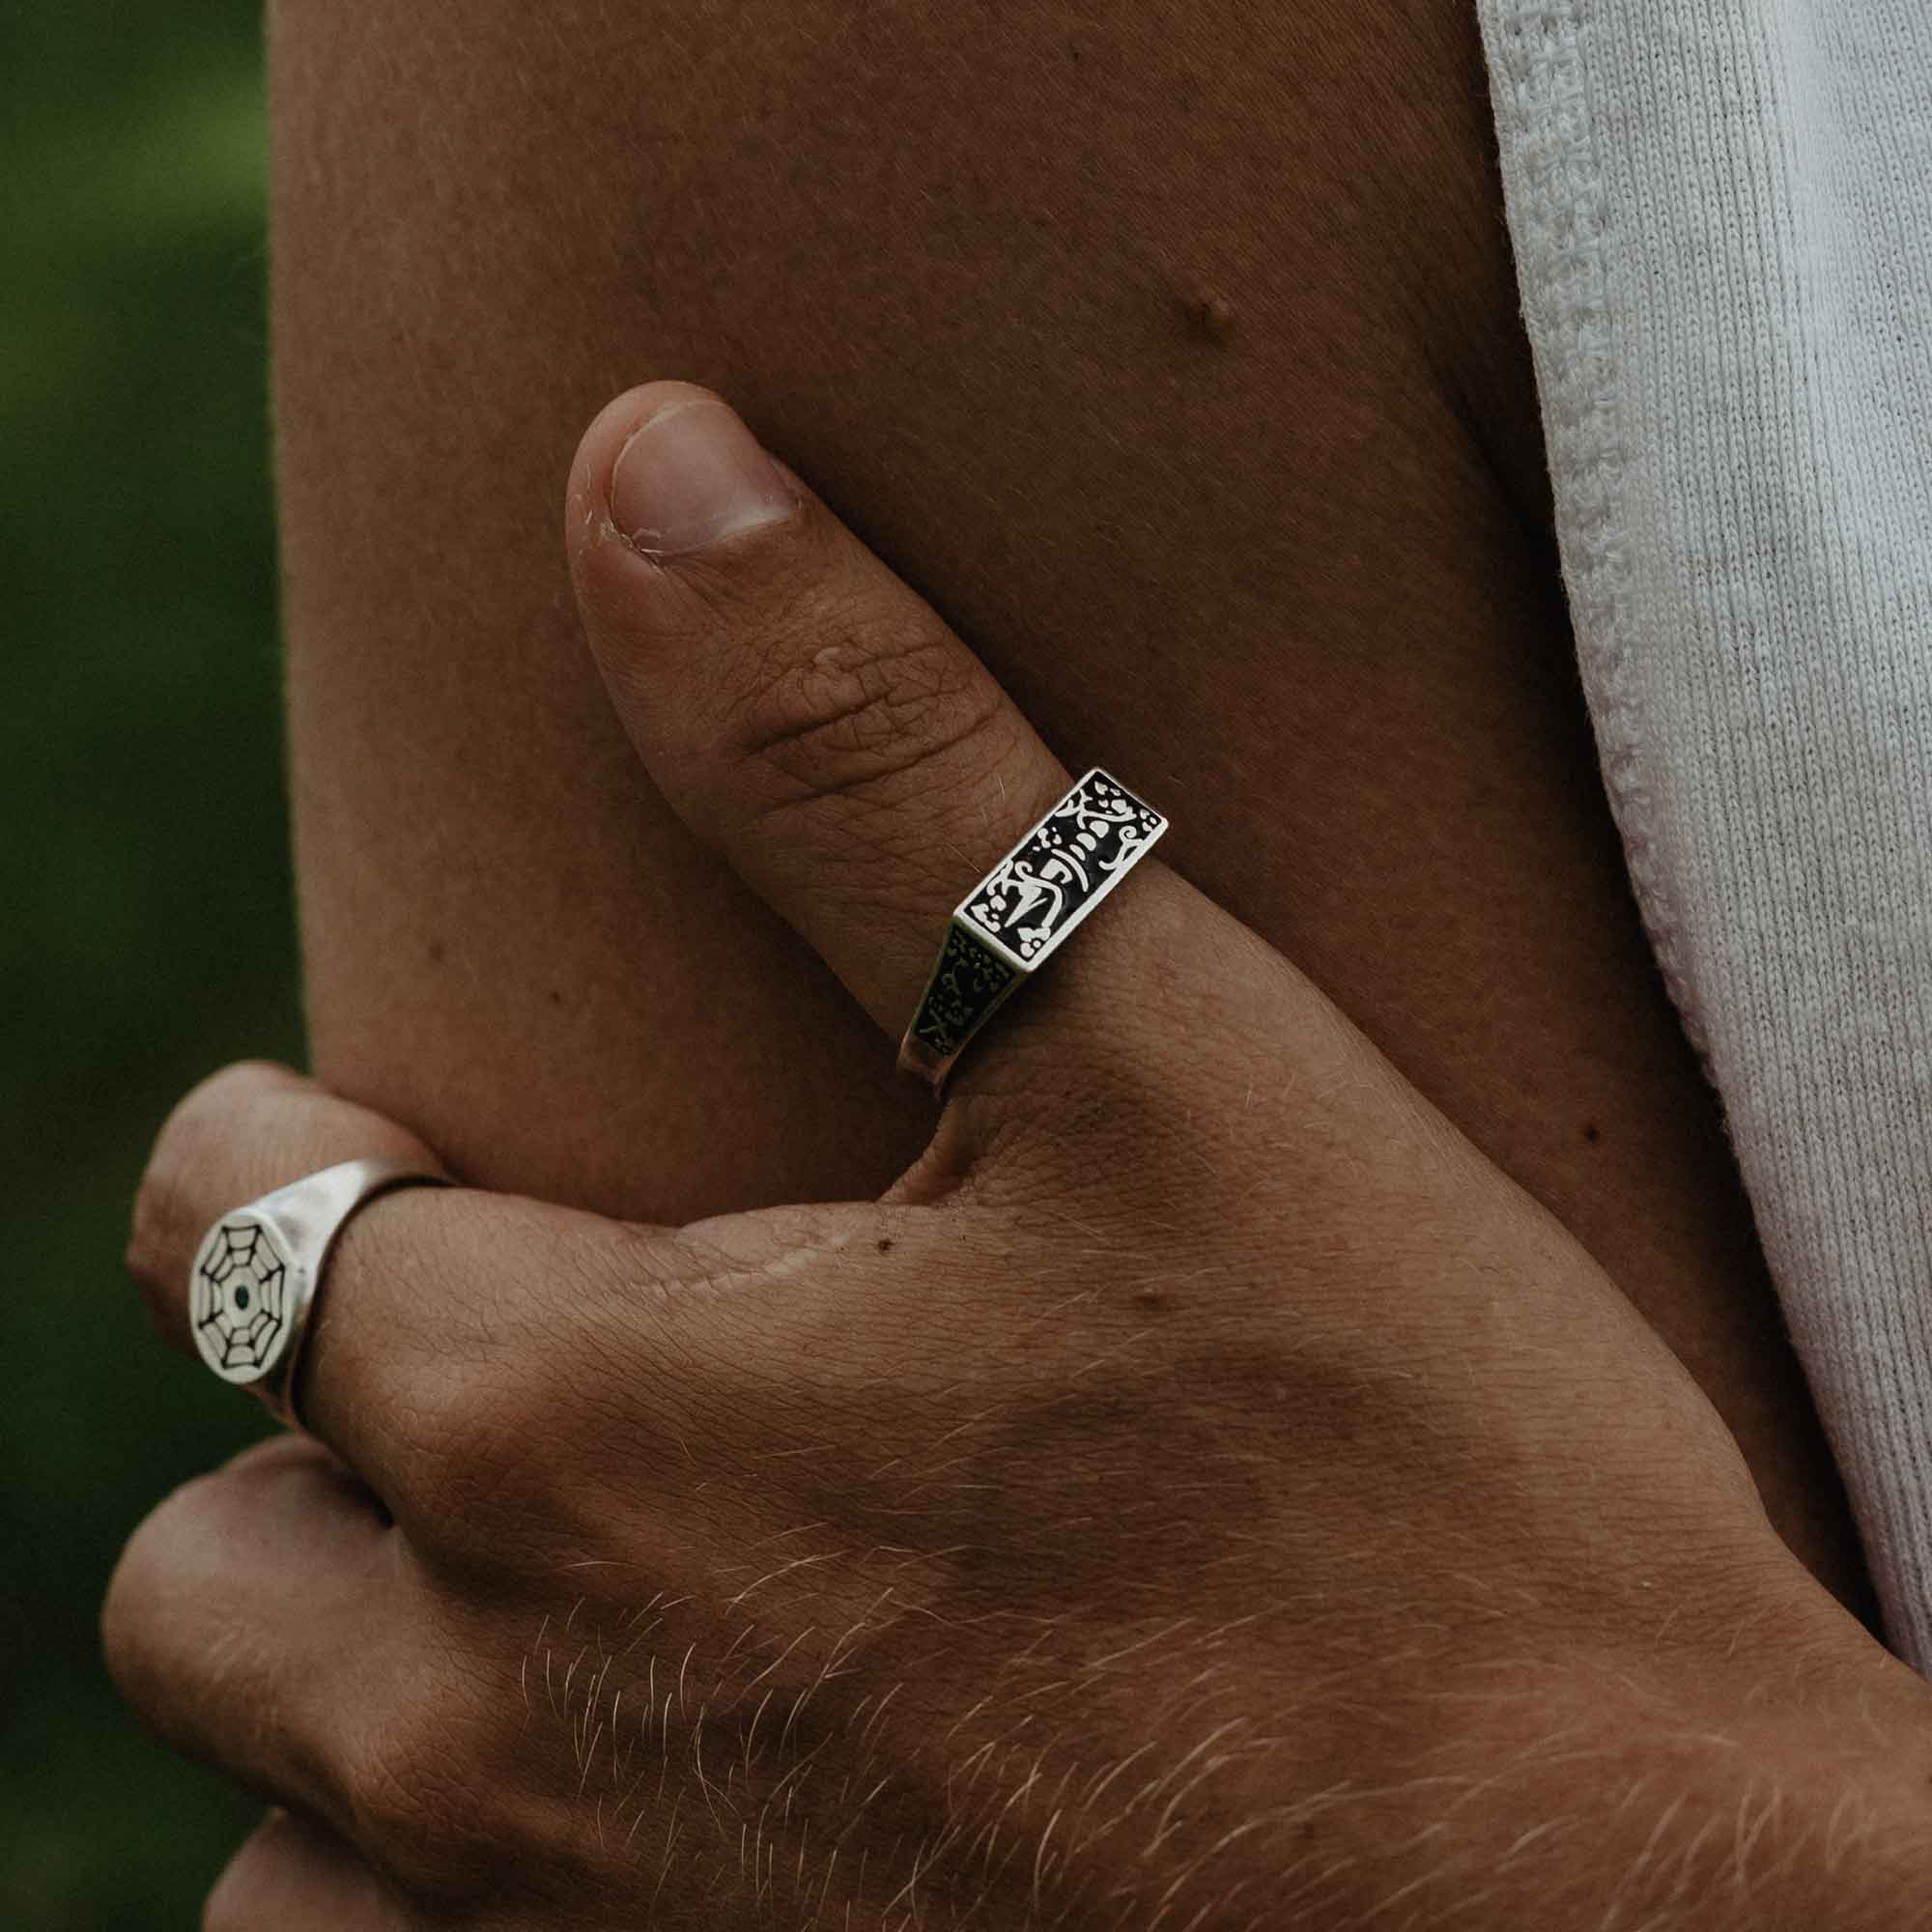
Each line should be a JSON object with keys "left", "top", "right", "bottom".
{"left": 126, "top": 1063, "right": 679, "bottom": 1525}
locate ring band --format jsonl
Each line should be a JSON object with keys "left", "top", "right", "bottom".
{"left": 188, "top": 1157, "right": 451, "bottom": 1429}
{"left": 898, "top": 767, "right": 1169, "bottom": 1090}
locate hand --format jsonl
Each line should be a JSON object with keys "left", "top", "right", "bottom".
{"left": 111, "top": 384, "right": 1932, "bottom": 1929}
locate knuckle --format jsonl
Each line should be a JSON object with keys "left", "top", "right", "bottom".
{"left": 731, "top": 607, "right": 1012, "bottom": 810}
{"left": 98, "top": 1577, "right": 144, "bottom": 1712}
{"left": 416, "top": 1360, "right": 572, "bottom": 1548}
{"left": 99, "top": 1483, "right": 199, "bottom": 1707}
{"left": 337, "top": 1665, "right": 511, "bottom": 1900}
{"left": 126, "top": 1062, "right": 301, "bottom": 1320}
{"left": 126, "top": 1122, "right": 203, "bottom": 1318}
{"left": 405, "top": 1216, "right": 669, "bottom": 1563}
{"left": 202, "top": 1865, "right": 247, "bottom": 1932}
{"left": 123, "top": 1178, "right": 184, "bottom": 1337}
{"left": 99, "top": 1511, "right": 162, "bottom": 1693}
{"left": 339, "top": 1705, "right": 470, "bottom": 1887}
{"left": 201, "top": 1819, "right": 282, "bottom": 1932}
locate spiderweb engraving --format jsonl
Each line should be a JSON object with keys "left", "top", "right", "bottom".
{"left": 192, "top": 1218, "right": 293, "bottom": 1376}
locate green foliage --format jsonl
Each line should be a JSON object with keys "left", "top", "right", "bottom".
{"left": 2, "top": 4, "right": 304, "bottom": 1921}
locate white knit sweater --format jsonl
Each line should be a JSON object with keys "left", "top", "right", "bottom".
{"left": 1478, "top": 1, "right": 1932, "bottom": 1665}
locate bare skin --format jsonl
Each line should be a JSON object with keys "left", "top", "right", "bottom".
{"left": 268, "top": 0, "right": 1868, "bottom": 1616}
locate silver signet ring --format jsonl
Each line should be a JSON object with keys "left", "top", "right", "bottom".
{"left": 897, "top": 768, "right": 1168, "bottom": 1092}
{"left": 187, "top": 1156, "right": 451, "bottom": 1429}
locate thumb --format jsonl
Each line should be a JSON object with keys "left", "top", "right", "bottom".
{"left": 564, "top": 380, "right": 1094, "bottom": 1049}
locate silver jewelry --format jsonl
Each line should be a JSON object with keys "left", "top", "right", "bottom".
{"left": 898, "top": 768, "right": 1169, "bottom": 1090}
{"left": 188, "top": 1157, "right": 450, "bottom": 1428}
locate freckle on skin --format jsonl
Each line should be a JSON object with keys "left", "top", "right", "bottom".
{"left": 877, "top": 1237, "right": 894, "bottom": 1254}
{"left": 1583, "top": 1122, "right": 1603, "bottom": 1144}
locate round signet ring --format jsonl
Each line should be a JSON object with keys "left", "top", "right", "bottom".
{"left": 187, "top": 1156, "right": 451, "bottom": 1430}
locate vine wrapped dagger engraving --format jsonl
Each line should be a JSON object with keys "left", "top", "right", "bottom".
{"left": 907, "top": 770, "right": 1168, "bottom": 1061}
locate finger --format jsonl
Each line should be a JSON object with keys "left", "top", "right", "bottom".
{"left": 102, "top": 1435, "right": 394, "bottom": 1841}
{"left": 128, "top": 1062, "right": 437, "bottom": 1361}
{"left": 128, "top": 1062, "right": 683, "bottom": 1519}
{"left": 206, "top": 1811, "right": 420, "bottom": 1932}
{"left": 565, "top": 383, "right": 1203, "bottom": 1079}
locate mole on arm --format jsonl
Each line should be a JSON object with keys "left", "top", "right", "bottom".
{"left": 1181, "top": 286, "right": 1236, "bottom": 343}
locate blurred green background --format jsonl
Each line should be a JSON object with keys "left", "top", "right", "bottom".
{"left": 3, "top": 4, "right": 302, "bottom": 1922}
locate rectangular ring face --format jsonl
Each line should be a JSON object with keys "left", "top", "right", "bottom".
{"left": 956, "top": 769, "right": 1168, "bottom": 973}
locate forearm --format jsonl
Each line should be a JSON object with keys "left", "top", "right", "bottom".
{"left": 1106, "top": 1678, "right": 1932, "bottom": 1929}
{"left": 268, "top": 0, "right": 1865, "bottom": 1605}
{"left": 1420, "top": 1659, "right": 1932, "bottom": 1930}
